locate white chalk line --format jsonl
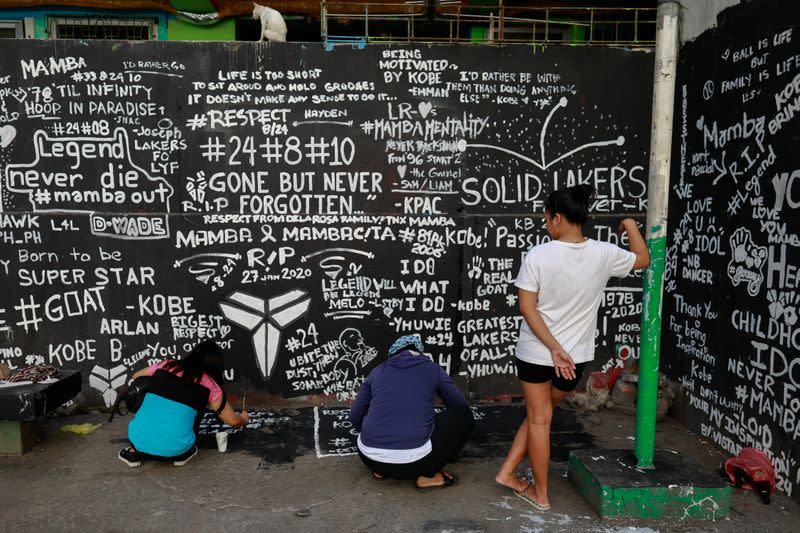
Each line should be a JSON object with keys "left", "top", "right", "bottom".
{"left": 541, "top": 96, "right": 567, "bottom": 167}
{"left": 301, "top": 248, "right": 374, "bottom": 261}
{"left": 292, "top": 120, "right": 353, "bottom": 126}
{"left": 125, "top": 70, "right": 183, "bottom": 78}
{"left": 174, "top": 252, "right": 241, "bottom": 266}
{"left": 390, "top": 189, "right": 459, "bottom": 195}
{"left": 467, "top": 138, "right": 624, "bottom": 171}
{"left": 467, "top": 96, "right": 624, "bottom": 171}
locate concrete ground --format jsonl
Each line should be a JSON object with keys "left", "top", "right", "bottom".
{"left": 0, "top": 404, "right": 797, "bottom": 533}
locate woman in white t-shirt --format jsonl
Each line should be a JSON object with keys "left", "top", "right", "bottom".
{"left": 494, "top": 184, "right": 650, "bottom": 511}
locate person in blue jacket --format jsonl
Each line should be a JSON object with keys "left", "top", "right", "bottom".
{"left": 349, "top": 334, "right": 474, "bottom": 490}
{"left": 118, "top": 340, "right": 249, "bottom": 467}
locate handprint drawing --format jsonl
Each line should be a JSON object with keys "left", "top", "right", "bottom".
{"left": 727, "top": 228, "right": 767, "bottom": 296}
{"left": 467, "top": 256, "right": 484, "bottom": 280}
{"left": 767, "top": 289, "right": 799, "bottom": 325}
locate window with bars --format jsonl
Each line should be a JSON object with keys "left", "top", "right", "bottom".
{"left": 0, "top": 20, "right": 23, "bottom": 38}
{"left": 48, "top": 17, "right": 155, "bottom": 40}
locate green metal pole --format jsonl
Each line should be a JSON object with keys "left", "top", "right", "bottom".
{"left": 635, "top": 234, "right": 667, "bottom": 468}
{"left": 634, "top": 0, "right": 680, "bottom": 469}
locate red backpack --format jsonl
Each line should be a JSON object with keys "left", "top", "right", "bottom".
{"left": 723, "top": 448, "right": 776, "bottom": 504}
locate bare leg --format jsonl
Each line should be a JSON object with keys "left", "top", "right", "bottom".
{"left": 495, "top": 385, "right": 569, "bottom": 491}
{"left": 495, "top": 419, "right": 528, "bottom": 490}
{"left": 521, "top": 380, "right": 554, "bottom": 506}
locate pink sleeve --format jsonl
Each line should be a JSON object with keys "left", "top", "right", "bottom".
{"left": 146, "top": 360, "right": 169, "bottom": 376}
{"left": 200, "top": 374, "right": 223, "bottom": 404}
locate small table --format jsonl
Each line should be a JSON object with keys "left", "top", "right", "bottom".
{"left": 0, "top": 369, "right": 82, "bottom": 455}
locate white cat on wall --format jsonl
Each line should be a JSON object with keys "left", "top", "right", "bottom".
{"left": 252, "top": 2, "right": 287, "bottom": 42}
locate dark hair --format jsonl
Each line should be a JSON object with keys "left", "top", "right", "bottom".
{"left": 163, "top": 340, "right": 225, "bottom": 386}
{"left": 544, "top": 184, "right": 595, "bottom": 225}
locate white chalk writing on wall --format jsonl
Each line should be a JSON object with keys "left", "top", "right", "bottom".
{"left": 665, "top": 3, "right": 800, "bottom": 499}
{"left": 0, "top": 41, "right": 650, "bottom": 406}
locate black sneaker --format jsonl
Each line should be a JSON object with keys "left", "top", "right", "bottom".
{"left": 118, "top": 447, "right": 142, "bottom": 467}
{"left": 173, "top": 445, "right": 198, "bottom": 466}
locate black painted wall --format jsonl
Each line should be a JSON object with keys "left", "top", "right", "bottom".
{"left": 663, "top": 0, "right": 800, "bottom": 500}
{"left": 0, "top": 41, "right": 651, "bottom": 407}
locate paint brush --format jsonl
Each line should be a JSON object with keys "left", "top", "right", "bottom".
{"left": 241, "top": 392, "right": 246, "bottom": 412}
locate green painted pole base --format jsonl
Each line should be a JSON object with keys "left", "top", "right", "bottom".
{"left": 569, "top": 449, "right": 731, "bottom": 520}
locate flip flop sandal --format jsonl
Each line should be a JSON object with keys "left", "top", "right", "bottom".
{"left": 513, "top": 482, "right": 551, "bottom": 511}
{"left": 415, "top": 470, "right": 458, "bottom": 492}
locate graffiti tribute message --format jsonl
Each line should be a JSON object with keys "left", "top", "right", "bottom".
{"left": 664, "top": 1, "right": 800, "bottom": 500}
{"left": 0, "top": 41, "right": 651, "bottom": 407}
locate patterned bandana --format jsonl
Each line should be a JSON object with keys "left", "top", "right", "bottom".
{"left": 387, "top": 334, "right": 424, "bottom": 356}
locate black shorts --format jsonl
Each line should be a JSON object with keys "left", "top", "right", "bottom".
{"left": 515, "top": 358, "right": 587, "bottom": 392}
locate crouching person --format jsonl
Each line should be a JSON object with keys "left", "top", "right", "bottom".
{"left": 118, "top": 340, "right": 250, "bottom": 467}
{"left": 349, "top": 335, "right": 474, "bottom": 490}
